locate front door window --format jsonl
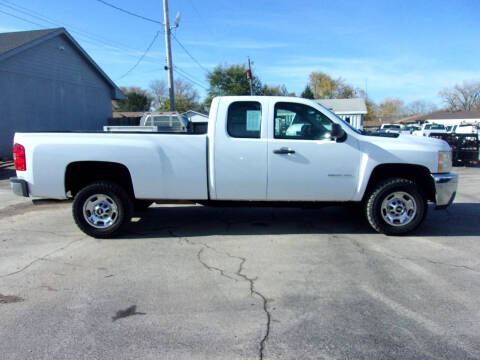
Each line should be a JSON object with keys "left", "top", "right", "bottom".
{"left": 274, "top": 102, "right": 333, "bottom": 140}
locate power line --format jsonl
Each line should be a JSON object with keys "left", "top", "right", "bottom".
{"left": 174, "top": 65, "right": 207, "bottom": 87}
{"left": 0, "top": 0, "right": 139, "bottom": 50}
{"left": 118, "top": 31, "right": 160, "bottom": 80}
{"left": 174, "top": 71, "right": 208, "bottom": 91}
{"left": 0, "top": 1, "right": 59, "bottom": 27}
{"left": 173, "top": 67, "right": 208, "bottom": 91}
{"left": 0, "top": 0, "right": 162, "bottom": 60}
{"left": 187, "top": 0, "right": 216, "bottom": 39}
{"left": 0, "top": 5, "right": 162, "bottom": 81}
{"left": 0, "top": 0, "right": 208, "bottom": 91}
{"left": 96, "top": 0, "right": 163, "bottom": 25}
{"left": 0, "top": 0, "right": 138, "bottom": 51}
{"left": 171, "top": 32, "right": 210, "bottom": 74}
{"left": 0, "top": 8, "right": 44, "bottom": 27}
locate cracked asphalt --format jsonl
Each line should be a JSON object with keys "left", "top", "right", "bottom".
{"left": 1, "top": 163, "right": 480, "bottom": 359}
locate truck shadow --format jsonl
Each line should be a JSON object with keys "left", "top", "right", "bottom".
{"left": 0, "top": 166, "right": 15, "bottom": 180}
{"left": 122, "top": 202, "right": 480, "bottom": 238}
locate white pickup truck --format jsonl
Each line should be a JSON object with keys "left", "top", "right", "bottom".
{"left": 10, "top": 96, "right": 457, "bottom": 237}
{"left": 412, "top": 123, "right": 447, "bottom": 137}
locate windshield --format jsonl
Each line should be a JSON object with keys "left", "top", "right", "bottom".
{"left": 425, "top": 124, "right": 445, "bottom": 130}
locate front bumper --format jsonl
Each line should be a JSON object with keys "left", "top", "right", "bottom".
{"left": 431, "top": 173, "right": 458, "bottom": 209}
{"left": 10, "top": 177, "right": 29, "bottom": 197}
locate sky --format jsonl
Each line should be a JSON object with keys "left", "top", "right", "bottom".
{"left": 1, "top": 0, "right": 479, "bottom": 106}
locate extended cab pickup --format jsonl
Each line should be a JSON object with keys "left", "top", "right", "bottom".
{"left": 10, "top": 96, "right": 458, "bottom": 237}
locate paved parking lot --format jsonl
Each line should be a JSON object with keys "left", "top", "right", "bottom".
{"left": 1, "top": 162, "right": 480, "bottom": 360}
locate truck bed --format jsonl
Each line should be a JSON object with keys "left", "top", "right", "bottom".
{"left": 14, "top": 132, "right": 209, "bottom": 200}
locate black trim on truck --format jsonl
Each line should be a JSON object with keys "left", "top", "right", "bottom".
{"left": 10, "top": 177, "right": 29, "bottom": 197}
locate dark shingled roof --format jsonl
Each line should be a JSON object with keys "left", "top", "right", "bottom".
{"left": 0, "top": 28, "right": 61, "bottom": 56}
{"left": 425, "top": 110, "right": 480, "bottom": 120}
{"left": 396, "top": 110, "right": 480, "bottom": 124}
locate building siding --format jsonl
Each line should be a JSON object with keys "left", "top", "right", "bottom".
{"left": 337, "top": 114, "right": 363, "bottom": 130}
{"left": 0, "top": 34, "right": 113, "bottom": 158}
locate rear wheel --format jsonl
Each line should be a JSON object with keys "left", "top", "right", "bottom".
{"left": 73, "top": 181, "right": 133, "bottom": 238}
{"left": 365, "top": 178, "right": 427, "bottom": 235}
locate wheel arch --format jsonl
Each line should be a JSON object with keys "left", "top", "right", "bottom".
{"left": 65, "top": 161, "right": 135, "bottom": 198}
{"left": 363, "top": 163, "right": 435, "bottom": 202}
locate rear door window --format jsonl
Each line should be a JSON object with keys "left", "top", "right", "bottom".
{"left": 227, "top": 101, "right": 262, "bottom": 138}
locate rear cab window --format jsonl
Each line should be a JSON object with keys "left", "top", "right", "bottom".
{"left": 227, "top": 101, "right": 262, "bottom": 138}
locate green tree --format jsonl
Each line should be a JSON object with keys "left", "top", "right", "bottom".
{"left": 300, "top": 85, "right": 314, "bottom": 99}
{"left": 261, "top": 84, "right": 293, "bottom": 96}
{"left": 377, "top": 98, "right": 405, "bottom": 122}
{"left": 115, "top": 87, "right": 152, "bottom": 112}
{"left": 205, "top": 64, "right": 263, "bottom": 104}
{"left": 309, "top": 72, "right": 358, "bottom": 99}
{"left": 364, "top": 98, "right": 377, "bottom": 122}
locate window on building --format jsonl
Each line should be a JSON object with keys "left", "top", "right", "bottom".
{"left": 345, "top": 116, "right": 351, "bottom": 124}
{"left": 227, "top": 101, "right": 262, "bottom": 138}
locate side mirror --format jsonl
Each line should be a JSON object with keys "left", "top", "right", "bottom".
{"left": 331, "top": 123, "right": 346, "bottom": 142}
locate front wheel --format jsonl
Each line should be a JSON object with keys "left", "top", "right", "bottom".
{"left": 365, "top": 178, "right": 427, "bottom": 235}
{"left": 73, "top": 181, "right": 133, "bottom": 238}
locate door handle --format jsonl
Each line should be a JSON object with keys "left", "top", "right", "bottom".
{"left": 273, "top": 147, "right": 295, "bottom": 154}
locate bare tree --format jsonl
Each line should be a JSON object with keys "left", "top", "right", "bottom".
{"left": 405, "top": 100, "right": 438, "bottom": 115}
{"left": 157, "top": 79, "right": 201, "bottom": 113}
{"left": 149, "top": 80, "right": 168, "bottom": 110}
{"left": 439, "top": 81, "right": 480, "bottom": 111}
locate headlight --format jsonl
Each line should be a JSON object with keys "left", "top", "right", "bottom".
{"left": 438, "top": 151, "right": 452, "bottom": 173}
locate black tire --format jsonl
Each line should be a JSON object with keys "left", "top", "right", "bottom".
{"left": 365, "top": 178, "right": 427, "bottom": 235}
{"left": 72, "top": 181, "right": 133, "bottom": 238}
{"left": 134, "top": 200, "right": 154, "bottom": 212}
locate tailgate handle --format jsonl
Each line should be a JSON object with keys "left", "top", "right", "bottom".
{"left": 273, "top": 147, "right": 295, "bottom": 154}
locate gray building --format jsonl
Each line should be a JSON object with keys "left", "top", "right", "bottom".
{"left": 317, "top": 98, "right": 368, "bottom": 130}
{"left": 0, "top": 28, "right": 124, "bottom": 159}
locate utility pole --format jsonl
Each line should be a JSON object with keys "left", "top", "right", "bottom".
{"left": 163, "top": 0, "right": 175, "bottom": 111}
{"left": 247, "top": 57, "right": 253, "bottom": 95}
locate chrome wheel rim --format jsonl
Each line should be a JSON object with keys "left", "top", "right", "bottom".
{"left": 381, "top": 191, "right": 417, "bottom": 227}
{"left": 83, "top": 194, "right": 118, "bottom": 229}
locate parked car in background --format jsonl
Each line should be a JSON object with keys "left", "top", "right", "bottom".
{"left": 378, "top": 124, "right": 414, "bottom": 135}
{"left": 412, "top": 123, "right": 447, "bottom": 137}
{"left": 404, "top": 125, "right": 421, "bottom": 134}
{"left": 455, "top": 124, "right": 478, "bottom": 135}
{"left": 378, "top": 124, "right": 403, "bottom": 133}
{"left": 446, "top": 125, "right": 456, "bottom": 133}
